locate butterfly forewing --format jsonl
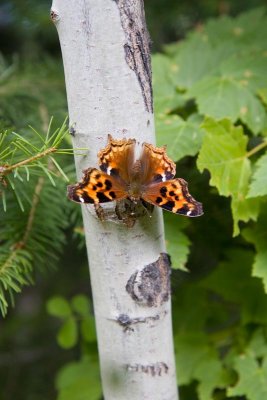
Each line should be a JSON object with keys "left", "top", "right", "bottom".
{"left": 67, "top": 168, "right": 128, "bottom": 204}
{"left": 142, "top": 178, "right": 203, "bottom": 217}
{"left": 139, "top": 142, "right": 176, "bottom": 184}
{"left": 98, "top": 135, "right": 136, "bottom": 183}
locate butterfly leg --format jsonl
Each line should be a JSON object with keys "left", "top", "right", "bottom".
{"left": 94, "top": 203, "right": 105, "bottom": 221}
{"left": 115, "top": 199, "right": 137, "bottom": 228}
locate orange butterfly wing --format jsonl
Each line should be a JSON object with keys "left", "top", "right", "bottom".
{"left": 139, "top": 142, "right": 176, "bottom": 183}
{"left": 142, "top": 178, "right": 203, "bottom": 217}
{"left": 67, "top": 168, "right": 128, "bottom": 204}
{"left": 98, "top": 134, "right": 136, "bottom": 183}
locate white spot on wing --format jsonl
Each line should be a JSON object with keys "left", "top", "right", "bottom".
{"left": 79, "top": 196, "right": 85, "bottom": 203}
{"left": 107, "top": 166, "right": 112, "bottom": 175}
{"left": 186, "top": 210, "right": 192, "bottom": 216}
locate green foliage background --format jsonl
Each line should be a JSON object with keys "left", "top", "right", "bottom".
{"left": 1, "top": 2, "right": 267, "bottom": 400}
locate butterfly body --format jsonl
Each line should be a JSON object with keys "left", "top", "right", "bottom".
{"left": 68, "top": 135, "right": 203, "bottom": 218}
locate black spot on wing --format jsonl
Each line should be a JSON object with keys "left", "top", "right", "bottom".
{"left": 189, "top": 202, "right": 203, "bottom": 217}
{"left": 97, "top": 192, "right": 112, "bottom": 203}
{"left": 152, "top": 174, "right": 164, "bottom": 183}
{"left": 165, "top": 171, "right": 174, "bottom": 180}
{"left": 96, "top": 182, "right": 103, "bottom": 188}
{"left": 110, "top": 168, "right": 119, "bottom": 176}
{"left": 156, "top": 197, "right": 162, "bottom": 204}
{"left": 176, "top": 203, "right": 189, "bottom": 215}
{"left": 188, "top": 208, "right": 201, "bottom": 216}
{"left": 81, "top": 192, "right": 95, "bottom": 203}
{"left": 160, "top": 186, "right": 167, "bottom": 197}
{"left": 100, "top": 163, "right": 108, "bottom": 173}
{"left": 109, "top": 191, "right": 116, "bottom": 199}
{"left": 67, "top": 185, "right": 95, "bottom": 204}
{"left": 177, "top": 178, "right": 204, "bottom": 216}
{"left": 175, "top": 202, "right": 203, "bottom": 217}
{"left": 105, "top": 179, "right": 112, "bottom": 190}
{"left": 162, "top": 200, "right": 175, "bottom": 210}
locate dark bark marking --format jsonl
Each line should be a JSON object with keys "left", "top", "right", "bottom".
{"left": 69, "top": 126, "right": 76, "bottom": 137}
{"left": 126, "top": 361, "right": 169, "bottom": 376}
{"left": 126, "top": 253, "right": 171, "bottom": 307}
{"left": 114, "top": 0, "right": 153, "bottom": 113}
{"left": 50, "top": 9, "right": 60, "bottom": 24}
{"left": 116, "top": 312, "right": 165, "bottom": 332}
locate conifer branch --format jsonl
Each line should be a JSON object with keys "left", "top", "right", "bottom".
{"left": 16, "top": 176, "right": 45, "bottom": 248}
{"left": 0, "top": 147, "right": 56, "bottom": 176}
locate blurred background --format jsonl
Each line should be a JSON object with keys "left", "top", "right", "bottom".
{"left": 0, "top": 1, "right": 267, "bottom": 399}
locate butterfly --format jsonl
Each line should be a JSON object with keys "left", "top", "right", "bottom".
{"left": 67, "top": 135, "right": 203, "bottom": 217}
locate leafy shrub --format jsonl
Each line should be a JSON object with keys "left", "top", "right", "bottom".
{"left": 154, "top": 7, "right": 267, "bottom": 400}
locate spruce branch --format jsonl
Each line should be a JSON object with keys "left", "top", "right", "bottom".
{"left": 0, "top": 116, "right": 81, "bottom": 316}
{"left": 0, "top": 147, "right": 57, "bottom": 176}
{"left": 0, "top": 117, "right": 85, "bottom": 211}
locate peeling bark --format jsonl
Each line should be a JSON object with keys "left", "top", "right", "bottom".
{"left": 113, "top": 0, "right": 153, "bottom": 113}
{"left": 126, "top": 253, "right": 171, "bottom": 307}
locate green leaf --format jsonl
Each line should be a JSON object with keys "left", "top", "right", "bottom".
{"left": 204, "top": 8, "right": 267, "bottom": 51}
{"left": 247, "top": 152, "right": 267, "bottom": 197}
{"left": 171, "top": 35, "right": 221, "bottom": 89}
{"left": 188, "top": 76, "right": 267, "bottom": 135}
{"left": 197, "top": 118, "right": 259, "bottom": 235}
{"left": 258, "top": 88, "right": 267, "bottom": 108}
{"left": 164, "top": 213, "right": 191, "bottom": 270}
{"left": 46, "top": 296, "right": 72, "bottom": 318}
{"left": 198, "top": 118, "right": 249, "bottom": 196}
{"left": 249, "top": 329, "right": 267, "bottom": 359}
{"left": 156, "top": 114, "right": 204, "bottom": 162}
{"left": 243, "top": 210, "right": 267, "bottom": 292}
{"left": 231, "top": 197, "right": 260, "bottom": 237}
{"left": 227, "top": 352, "right": 267, "bottom": 400}
{"left": 152, "top": 53, "right": 185, "bottom": 114}
{"left": 219, "top": 53, "right": 267, "bottom": 93}
{"left": 71, "top": 294, "right": 90, "bottom": 317}
{"left": 57, "top": 316, "right": 78, "bottom": 349}
{"left": 81, "top": 316, "right": 97, "bottom": 343}
{"left": 175, "top": 333, "right": 229, "bottom": 399}
{"left": 201, "top": 249, "right": 267, "bottom": 325}
{"left": 56, "top": 358, "right": 101, "bottom": 400}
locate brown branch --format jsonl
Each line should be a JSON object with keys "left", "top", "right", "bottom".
{"left": 0, "top": 147, "right": 56, "bottom": 176}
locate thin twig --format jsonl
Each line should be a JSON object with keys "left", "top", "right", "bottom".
{"left": 0, "top": 147, "right": 57, "bottom": 176}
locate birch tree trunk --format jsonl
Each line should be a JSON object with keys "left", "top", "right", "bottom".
{"left": 51, "top": 1, "right": 178, "bottom": 399}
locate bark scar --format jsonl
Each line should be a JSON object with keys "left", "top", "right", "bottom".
{"left": 126, "top": 253, "right": 171, "bottom": 307}
{"left": 126, "top": 361, "right": 169, "bottom": 376}
{"left": 116, "top": 311, "right": 166, "bottom": 332}
{"left": 114, "top": 0, "right": 153, "bottom": 113}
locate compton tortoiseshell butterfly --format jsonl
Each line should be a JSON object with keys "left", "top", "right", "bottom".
{"left": 67, "top": 135, "right": 203, "bottom": 218}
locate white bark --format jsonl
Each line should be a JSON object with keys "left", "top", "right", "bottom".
{"left": 51, "top": 1, "right": 178, "bottom": 399}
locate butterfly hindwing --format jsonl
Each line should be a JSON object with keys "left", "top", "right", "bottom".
{"left": 142, "top": 178, "right": 203, "bottom": 217}
{"left": 67, "top": 168, "right": 127, "bottom": 204}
